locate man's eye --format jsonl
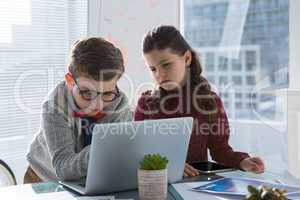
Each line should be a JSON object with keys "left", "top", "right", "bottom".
{"left": 82, "top": 90, "right": 92, "bottom": 94}
{"left": 81, "top": 90, "right": 94, "bottom": 97}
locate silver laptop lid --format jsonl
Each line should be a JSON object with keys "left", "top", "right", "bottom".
{"left": 85, "top": 117, "right": 193, "bottom": 195}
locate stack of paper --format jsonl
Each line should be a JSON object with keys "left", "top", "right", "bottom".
{"left": 171, "top": 181, "right": 242, "bottom": 200}
{"left": 191, "top": 177, "right": 300, "bottom": 196}
{"left": 171, "top": 177, "right": 300, "bottom": 200}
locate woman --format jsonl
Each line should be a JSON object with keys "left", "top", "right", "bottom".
{"left": 134, "top": 25, "right": 264, "bottom": 177}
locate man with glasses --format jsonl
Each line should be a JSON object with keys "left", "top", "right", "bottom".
{"left": 24, "top": 37, "right": 132, "bottom": 183}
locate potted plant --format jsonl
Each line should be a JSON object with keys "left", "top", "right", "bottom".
{"left": 245, "top": 185, "right": 287, "bottom": 200}
{"left": 138, "top": 154, "right": 169, "bottom": 200}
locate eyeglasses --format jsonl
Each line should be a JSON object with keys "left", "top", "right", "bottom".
{"left": 72, "top": 76, "right": 120, "bottom": 102}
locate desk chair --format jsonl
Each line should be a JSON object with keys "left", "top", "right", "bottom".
{"left": 0, "top": 160, "right": 16, "bottom": 186}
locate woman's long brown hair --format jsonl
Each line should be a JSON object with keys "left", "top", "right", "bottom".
{"left": 142, "top": 25, "right": 218, "bottom": 121}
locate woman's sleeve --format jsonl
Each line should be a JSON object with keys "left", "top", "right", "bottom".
{"left": 207, "top": 95, "right": 249, "bottom": 169}
{"left": 133, "top": 94, "right": 147, "bottom": 121}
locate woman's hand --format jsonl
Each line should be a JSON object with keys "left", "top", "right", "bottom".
{"left": 183, "top": 163, "right": 200, "bottom": 177}
{"left": 239, "top": 157, "right": 265, "bottom": 174}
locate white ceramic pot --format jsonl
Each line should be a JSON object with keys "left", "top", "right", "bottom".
{"left": 138, "top": 169, "right": 168, "bottom": 200}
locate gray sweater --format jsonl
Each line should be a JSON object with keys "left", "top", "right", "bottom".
{"left": 26, "top": 81, "right": 132, "bottom": 181}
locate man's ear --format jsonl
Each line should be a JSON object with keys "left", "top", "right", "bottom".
{"left": 64, "top": 72, "right": 73, "bottom": 88}
{"left": 184, "top": 50, "right": 192, "bottom": 67}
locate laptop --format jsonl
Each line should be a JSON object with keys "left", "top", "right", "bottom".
{"left": 60, "top": 117, "right": 193, "bottom": 195}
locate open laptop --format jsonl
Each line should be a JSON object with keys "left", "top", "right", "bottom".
{"left": 60, "top": 117, "right": 193, "bottom": 195}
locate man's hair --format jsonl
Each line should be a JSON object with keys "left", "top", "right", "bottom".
{"left": 68, "top": 37, "right": 124, "bottom": 81}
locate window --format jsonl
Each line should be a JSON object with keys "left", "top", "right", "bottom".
{"left": 0, "top": 0, "right": 87, "bottom": 184}
{"left": 218, "top": 56, "right": 228, "bottom": 71}
{"left": 184, "top": 0, "right": 289, "bottom": 175}
{"left": 205, "top": 53, "right": 215, "bottom": 72}
{"left": 247, "top": 93, "right": 257, "bottom": 99}
{"left": 246, "top": 76, "right": 256, "bottom": 85}
{"left": 220, "top": 92, "right": 229, "bottom": 98}
{"left": 207, "top": 75, "right": 215, "bottom": 84}
{"left": 246, "top": 102, "right": 253, "bottom": 109}
{"left": 246, "top": 62, "right": 256, "bottom": 71}
{"left": 224, "top": 102, "right": 229, "bottom": 108}
{"left": 206, "top": 52, "right": 214, "bottom": 64}
{"left": 246, "top": 51, "right": 257, "bottom": 71}
{"left": 235, "top": 102, "right": 243, "bottom": 109}
{"left": 235, "top": 93, "right": 243, "bottom": 98}
{"left": 232, "top": 76, "right": 242, "bottom": 85}
{"left": 206, "top": 64, "right": 215, "bottom": 72}
{"left": 232, "top": 58, "right": 242, "bottom": 71}
{"left": 219, "top": 76, "right": 228, "bottom": 85}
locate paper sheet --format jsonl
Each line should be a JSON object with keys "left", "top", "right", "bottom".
{"left": 172, "top": 180, "right": 300, "bottom": 200}
{"left": 33, "top": 191, "right": 77, "bottom": 200}
{"left": 172, "top": 181, "right": 243, "bottom": 200}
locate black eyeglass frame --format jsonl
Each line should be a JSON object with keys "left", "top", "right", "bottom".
{"left": 71, "top": 75, "right": 120, "bottom": 102}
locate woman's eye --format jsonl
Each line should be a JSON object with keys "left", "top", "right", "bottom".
{"left": 162, "top": 63, "right": 171, "bottom": 67}
{"left": 150, "top": 67, "right": 156, "bottom": 72}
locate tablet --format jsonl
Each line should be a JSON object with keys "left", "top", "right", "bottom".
{"left": 190, "top": 161, "right": 235, "bottom": 174}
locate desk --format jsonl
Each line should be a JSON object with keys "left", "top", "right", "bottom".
{"left": 0, "top": 171, "right": 299, "bottom": 200}
{"left": 0, "top": 181, "right": 176, "bottom": 199}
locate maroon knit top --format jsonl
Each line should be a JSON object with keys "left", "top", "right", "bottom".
{"left": 134, "top": 87, "right": 249, "bottom": 168}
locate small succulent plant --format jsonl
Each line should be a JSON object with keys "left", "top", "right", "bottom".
{"left": 245, "top": 185, "right": 287, "bottom": 200}
{"left": 139, "top": 154, "right": 169, "bottom": 170}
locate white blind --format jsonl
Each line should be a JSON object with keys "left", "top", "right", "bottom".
{"left": 0, "top": 0, "right": 87, "bottom": 184}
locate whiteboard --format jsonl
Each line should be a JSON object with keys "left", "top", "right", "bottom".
{"left": 89, "top": 0, "right": 180, "bottom": 107}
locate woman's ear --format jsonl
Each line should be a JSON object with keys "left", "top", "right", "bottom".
{"left": 184, "top": 50, "right": 192, "bottom": 67}
{"left": 64, "top": 72, "right": 73, "bottom": 89}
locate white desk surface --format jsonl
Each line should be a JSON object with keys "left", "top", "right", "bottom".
{"left": 0, "top": 170, "right": 300, "bottom": 200}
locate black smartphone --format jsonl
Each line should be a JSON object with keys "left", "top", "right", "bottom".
{"left": 190, "top": 161, "right": 235, "bottom": 174}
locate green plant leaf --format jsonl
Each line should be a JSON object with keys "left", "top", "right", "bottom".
{"left": 139, "top": 153, "right": 169, "bottom": 170}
